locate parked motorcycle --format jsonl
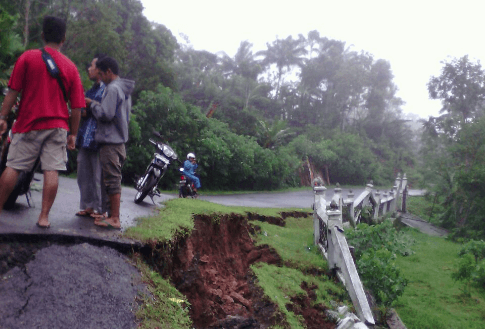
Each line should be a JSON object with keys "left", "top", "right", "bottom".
{"left": 134, "top": 131, "right": 179, "bottom": 204}
{"left": 0, "top": 90, "right": 40, "bottom": 209}
{"left": 178, "top": 168, "right": 198, "bottom": 198}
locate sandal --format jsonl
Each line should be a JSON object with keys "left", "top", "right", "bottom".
{"left": 91, "top": 213, "right": 107, "bottom": 222}
{"left": 75, "top": 209, "right": 94, "bottom": 217}
{"left": 95, "top": 219, "right": 121, "bottom": 230}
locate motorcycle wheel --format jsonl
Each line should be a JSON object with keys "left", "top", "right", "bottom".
{"left": 134, "top": 173, "right": 156, "bottom": 204}
{"left": 3, "top": 171, "right": 27, "bottom": 210}
{"left": 179, "top": 185, "right": 188, "bottom": 198}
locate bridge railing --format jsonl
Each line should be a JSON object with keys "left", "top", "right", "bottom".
{"left": 343, "top": 173, "right": 408, "bottom": 227}
{"left": 312, "top": 173, "right": 408, "bottom": 326}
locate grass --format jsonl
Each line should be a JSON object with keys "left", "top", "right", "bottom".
{"left": 124, "top": 198, "right": 349, "bottom": 328}
{"left": 406, "top": 194, "right": 444, "bottom": 226}
{"left": 132, "top": 254, "right": 193, "bottom": 328}
{"left": 251, "top": 215, "right": 348, "bottom": 328}
{"left": 394, "top": 227, "right": 485, "bottom": 328}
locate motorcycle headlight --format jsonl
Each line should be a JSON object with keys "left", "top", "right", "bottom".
{"left": 162, "top": 145, "right": 175, "bottom": 158}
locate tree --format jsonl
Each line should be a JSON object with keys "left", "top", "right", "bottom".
{"left": 256, "top": 118, "right": 292, "bottom": 149}
{"left": 427, "top": 56, "right": 485, "bottom": 139}
{"left": 0, "top": 8, "right": 23, "bottom": 87}
{"left": 257, "top": 35, "right": 307, "bottom": 100}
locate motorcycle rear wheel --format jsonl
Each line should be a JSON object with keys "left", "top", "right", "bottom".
{"left": 134, "top": 173, "right": 156, "bottom": 204}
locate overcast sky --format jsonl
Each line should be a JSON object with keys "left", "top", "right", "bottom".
{"left": 141, "top": 0, "right": 485, "bottom": 119}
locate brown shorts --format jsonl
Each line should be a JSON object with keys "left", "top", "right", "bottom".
{"left": 7, "top": 128, "right": 68, "bottom": 171}
{"left": 99, "top": 143, "right": 126, "bottom": 195}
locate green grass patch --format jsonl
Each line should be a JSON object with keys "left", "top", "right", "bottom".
{"left": 252, "top": 263, "right": 347, "bottom": 329}
{"left": 254, "top": 216, "right": 327, "bottom": 271}
{"left": 124, "top": 198, "right": 311, "bottom": 243}
{"left": 394, "top": 229, "right": 485, "bottom": 329}
{"left": 132, "top": 254, "right": 193, "bottom": 328}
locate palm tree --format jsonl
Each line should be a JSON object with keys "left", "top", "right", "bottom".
{"left": 256, "top": 35, "right": 307, "bottom": 100}
{"left": 219, "top": 40, "right": 261, "bottom": 80}
{"left": 257, "top": 118, "right": 293, "bottom": 149}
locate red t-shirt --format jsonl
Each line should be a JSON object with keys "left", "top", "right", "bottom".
{"left": 8, "top": 46, "right": 86, "bottom": 133}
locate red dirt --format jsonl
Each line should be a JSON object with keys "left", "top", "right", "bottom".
{"left": 286, "top": 282, "right": 336, "bottom": 329}
{"left": 158, "top": 212, "right": 335, "bottom": 328}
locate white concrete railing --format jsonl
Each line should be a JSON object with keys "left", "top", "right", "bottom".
{"left": 313, "top": 186, "right": 375, "bottom": 326}
{"left": 345, "top": 173, "right": 408, "bottom": 227}
{"left": 312, "top": 173, "right": 408, "bottom": 327}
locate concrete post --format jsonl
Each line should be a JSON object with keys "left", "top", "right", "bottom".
{"left": 401, "top": 173, "right": 408, "bottom": 211}
{"left": 313, "top": 186, "right": 327, "bottom": 245}
{"left": 395, "top": 173, "right": 402, "bottom": 191}
{"left": 395, "top": 173, "right": 402, "bottom": 211}
{"left": 382, "top": 191, "right": 388, "bottom": 215}
{"left": 347, "top": 189, "right": 355, "bottom": 227}
{"left": 373, "top": 190, "right": 380, "bottom": 219}
{"left": 333, "top": 183, "right": 343, "bottom": 218}
{"left": 365, "top": 180, "right": 373, "bottom": 192}
{"left": 327, "top": 209, "right": 342, "bottom": 270}
{"left": 390, "top": 187, "right": 396, "bottom": 213}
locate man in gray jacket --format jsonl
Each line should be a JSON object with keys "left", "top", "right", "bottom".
{"left": 85, "top": 56, "right": 134, "bottom": 229}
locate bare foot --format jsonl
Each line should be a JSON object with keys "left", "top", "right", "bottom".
{"left": 94, "top": 217, "right": 121, "bottom": 229}
{"left": 37, "top": 216, "right": 50, "bottom": 228}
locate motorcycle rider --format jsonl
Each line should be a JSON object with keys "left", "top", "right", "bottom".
{"left": 183, "top": 153, "right": 200, "bottom": 194}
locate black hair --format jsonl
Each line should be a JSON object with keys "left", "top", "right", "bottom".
{"left": 96, "top": 56, "right": 119, "bottom": 75}
{"left": 93, "top": 53, "right": 107, "bottom": 61}
{"left": 85, "top": 53, "right": 108, "bottom": 71}
{"left": 43, "top": 16, "right": 66, "bottom": 44}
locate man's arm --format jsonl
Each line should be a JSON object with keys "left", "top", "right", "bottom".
{"left": 89, "top": 85, "right": 118, "bottom": 122}
{"left": 67, "top": 108, "right": 82, "bottom": 151}
{"left": 0, "top": 89, "right": 20, "bottom": 135}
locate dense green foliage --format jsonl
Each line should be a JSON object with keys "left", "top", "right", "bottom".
{"left": 0, "top": 9, "right": 23, "bottom": 86}
{"left": 126, "top": 85, "right": 301, "bottom": 190}
{"left": 345, "top": 221, "right": 413, "bottom": 307}
{"left": 420, "top": 56, "right": 485, "bottom": 239}
{"left": 452, "top": 239, "right": 485, "bottom": 294}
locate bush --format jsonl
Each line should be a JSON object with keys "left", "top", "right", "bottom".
{"left": 452, "top": 239, "right": 485, "bottom": 293}
{"left": 345, "top": 220, "right": 413, "bottom": 307}
{"left": 345, "top": 220, "right": 415, "bottom": 260}
{"left": 357, "top": 248, "right": 407, "bottom": 307}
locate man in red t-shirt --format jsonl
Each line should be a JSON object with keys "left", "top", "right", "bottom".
{"left": 0, "top": 16, "right": 85, "bottom": 228}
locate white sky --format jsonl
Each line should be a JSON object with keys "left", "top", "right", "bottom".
{"left": 141, "top": 0, "right": 485, "bottom": 119}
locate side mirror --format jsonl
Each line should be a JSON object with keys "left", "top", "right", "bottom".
{"left": 152, "top": 129, "right": 161, "bottom": 138}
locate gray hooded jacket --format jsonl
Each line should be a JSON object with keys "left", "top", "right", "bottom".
{"left": 91, "top": 77, "right": 135, "bottom": 144}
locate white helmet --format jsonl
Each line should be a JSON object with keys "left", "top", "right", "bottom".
{"left": 187, "top": 152, "right": 196, "bottom": 160}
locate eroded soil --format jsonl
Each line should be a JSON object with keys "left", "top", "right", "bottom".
{"left": 143, "top": 211, "right": 335, "bottom": 328}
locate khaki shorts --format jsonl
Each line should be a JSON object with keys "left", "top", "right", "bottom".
{"left": 7, "top": 128, "right": 68, "bottom": 171}
{"left": 99, "top": 143, "right": 126, "bottom": 195}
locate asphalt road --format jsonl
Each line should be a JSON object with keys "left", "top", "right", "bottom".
{"left": 0, "top": 175, "right": 422, "bottom": 242}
